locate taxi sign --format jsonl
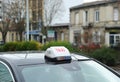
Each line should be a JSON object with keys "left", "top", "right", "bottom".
{"left": 45, "top": 46, "right": 71, "bottom": 63}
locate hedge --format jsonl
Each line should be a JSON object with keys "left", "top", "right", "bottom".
{"left": 41, "top": 41, "right": 78, "bottom": 52}
{"left": 89, "top": 47, "right": 117, "bottom": 66}
{"left": 2, "top": 41, "right": 42, "bottom": 51}
{"left": 0, "top": 41, "right": 79, "bottom": 52}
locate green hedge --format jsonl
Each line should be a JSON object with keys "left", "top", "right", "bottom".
{"left": 3, "top": 42, "right": 18, "bottom": 51}
{"left": 0, "top": 46, "right": 4, "bottom": 52}
{"left": 41, "top": 41, "right": 78, "bottom": 52}
{"left": 0, "top": 41, "right": 79, "bottom": 52}
{"left": 18, "top": 41, "right": 42, "bottom": 51}
{"left": 3, "top": 41, "right": 42, "bottom": 51}
{"left": 90, "top": 47, "right": 117, "bottom": 66}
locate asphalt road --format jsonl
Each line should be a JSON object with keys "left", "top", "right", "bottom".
{"left": 110, "top": 65, "right": 120, "bottom": 74}
{"left": 117, "top": 70, "right": 120, "bottom": 74}
{"left": 115, "top": 69, "right": 120, "bottom": 74}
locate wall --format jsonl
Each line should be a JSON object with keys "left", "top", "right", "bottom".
{"left": 70, "top": 1, "right": 120, "bottom": 46}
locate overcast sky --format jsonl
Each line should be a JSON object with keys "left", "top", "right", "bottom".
{"left": 84, "top": 0, "right": 98, "bottom": 3}
{"left": 53, "top": 0, "right": 98, "bottom": 24}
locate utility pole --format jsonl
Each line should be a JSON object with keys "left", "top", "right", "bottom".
{"left": 0, "top": 0, "right": 1, "bottom": 21}
{"left": 26, "top": 0, "right": 29, "bottom": 41}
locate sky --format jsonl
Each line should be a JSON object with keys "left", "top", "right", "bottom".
{"left": 53, "top": 0, "right": 98, "bottom": 24}
{"left": 84, "top": 0, "right": 98, "bottom": 3}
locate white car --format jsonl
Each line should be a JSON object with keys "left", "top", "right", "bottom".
{"left": 0, "top": 46, "right": 120, "bottom": 82}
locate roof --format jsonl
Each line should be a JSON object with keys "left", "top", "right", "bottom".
{"left": 0, "top": 51, "right": 45, "bottom": 66}
{"left": 0, "top": 51, "right": 89, "bottom": 66}
{"left": 70, "top": 0, "right": 118, "bottom": 10}
{"left": 50, "top": 23, "right": 69, "bottom": 27}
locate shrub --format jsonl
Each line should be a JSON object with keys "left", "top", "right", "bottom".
{"left": 90, "top": 47, "right": 117, "bottom": 66}
{"left": 79, "top": 43, "right": 100, "bottom": 52}
{"left": 3, "top": 41, "right": 42, "bottom": 51}
{"left": 111, "top": 43, "right": 120, "bottom": 51}
{"left": 21, "top": 41, "right": 42, "bottom": 50}
{"left": 0, "top": 46, "right": 4, "bottom": 52}
{"left": 3, "top": 42, "right": 18, "bottom": 51}
{"left": 41, "top": 41, "right": 76, "bottom": 52}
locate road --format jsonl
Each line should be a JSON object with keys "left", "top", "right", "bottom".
{"left": 114, "top": 69, "right": 120, "bottom": 74}
{"left": 117, "top": 70, "right": 120, "bottom": 74}
{"left": 110, "top": 66, "right": 120, "bottom": 74}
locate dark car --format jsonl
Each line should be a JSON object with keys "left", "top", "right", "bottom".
{"left": 0, "top": 46, "right": 120, "bottom": 82}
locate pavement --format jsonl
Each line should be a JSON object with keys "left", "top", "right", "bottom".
{"left": 117, "top": 70, "right": 120, "bottom": 73}
{"left": 115, "top": 69, "right": 120, "bottom": 73}
{"left": 115, "top": 70, "right": 120, "bottom": 74}
{"left": 110, "top": 65, "right": 120, "bottom": 74}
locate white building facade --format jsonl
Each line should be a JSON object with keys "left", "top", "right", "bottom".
{"left": 70, "top": 0, "right": 120, "bottom": 47}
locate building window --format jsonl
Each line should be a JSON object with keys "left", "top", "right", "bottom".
{"left": 75, "top": 12, "right": 79, "bottom": 25}
{"left": 38, "top": 0, "right": 42, "bottom": 8}
{"left": 110, "top": 34, "right": 120, "bottom": 45}
{"left": 93, "top": 31, "right": 101, "bottom": 43}
{"left": 32, "top": 0, "right": 37, "bottom": 9}
{"left": 113, "top": 7, "right": 119, "bottom": 21}
{"left": 85, "top": 11, "right": 88, "bottom": 22}
{"left": 32, "top": 11, "right": 36, "bottom": 21}
{"left": 74, "top": 31, "right": 81, "bottom": 45}
{"left": 61, "top": 32, "right": 64, "bottom": 41}
{"left": 95, "top": 10, "right": 99, "bottom": 22}
{"left": 83, "top": 11, "right": 88, "bottom": 25}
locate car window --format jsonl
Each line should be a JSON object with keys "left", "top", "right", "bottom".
{"left": 21, "top": 60, "right": 120, "bottom": 82}
{"left": 0, "top": 61, "right": 14, "bottom": 82}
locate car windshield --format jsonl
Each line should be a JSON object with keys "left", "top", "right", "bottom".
{"left": 21, "top": 60, "right": 120, "bottom": 82}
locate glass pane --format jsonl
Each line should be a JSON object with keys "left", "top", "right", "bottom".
{"left": 110, "top": 35, "right": 114, "bottom": 44}
{"left": 114, "top": 8, "right": 119, "bottom": 21}
{"left": 0, "top": 63, "right": 13, "bottom": 82}
{"left": 115, "top": 36, "right": 120, "bottom": 43}
{"left": 75, "top": 13, "right": 79, "bottom": 25}
{"left": 21, "top": 61, "right": 120, "bottom": 82}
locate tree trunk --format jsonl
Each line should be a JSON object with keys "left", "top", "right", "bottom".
{"left": 19, "top": 32, "right": 23, "bottom": 41}
{"left": 2, "top": 32, "right": 7, "bottom": 44}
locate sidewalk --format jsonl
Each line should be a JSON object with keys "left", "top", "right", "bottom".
{"left": 110, "top": 65, "right": 120, "bottom": 73}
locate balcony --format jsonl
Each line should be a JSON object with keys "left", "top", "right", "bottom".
{"left": 105, "top": 21, "right": 120, "bottom": 29}
{"left": 82, "top": 22, "right": 94, "bottom": 29}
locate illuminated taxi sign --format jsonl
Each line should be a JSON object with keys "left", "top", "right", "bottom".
{"left": 45, "top": 46, "right": 71, "bottom": 63}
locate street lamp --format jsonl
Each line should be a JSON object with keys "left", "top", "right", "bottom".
{"left": 26, "top": 0, "right": 29, "bottom": 41}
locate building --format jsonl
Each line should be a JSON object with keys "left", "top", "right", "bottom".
{"left": 69, "top": 0, "right": 120, "bottom": 47}
{"left": 29, "top": 0, "right": 43, "bottom": 42}
{"left": 48, "top": 23, "right": 69, "bottom": 42}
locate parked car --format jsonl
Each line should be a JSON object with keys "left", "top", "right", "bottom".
{"left": 0, "top": 46, "right": 120, "bottom": 82}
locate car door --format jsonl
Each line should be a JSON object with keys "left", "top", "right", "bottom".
{"left": 0, "top": 61, "right": 15, "bottom": 82}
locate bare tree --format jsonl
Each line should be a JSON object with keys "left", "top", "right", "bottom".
{"left": 43, "top": 0, "right": 64, "bottom": 37}
{"left": 0, "top": 19, "right": 11, "bottom": 43}
{"left": 0, "top": 0, "right": 11, "bottom": 43}
{"left": 9, "top": 0, "right": 25, "bottom": 41}
{"left": 0, "top": 0, "right": 25, "bottom": 43}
